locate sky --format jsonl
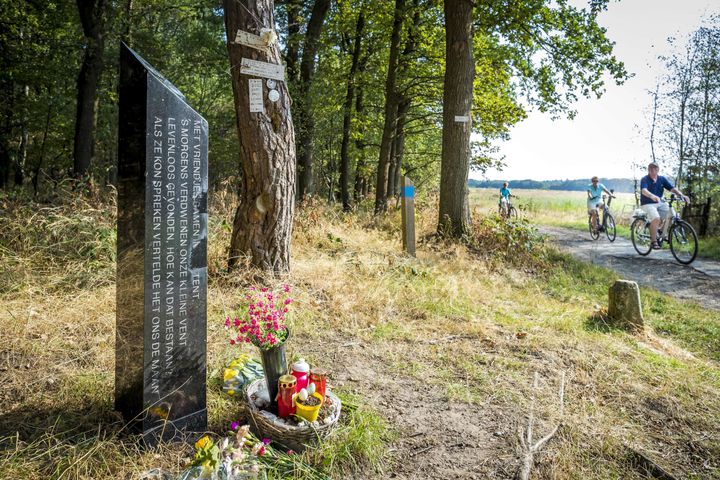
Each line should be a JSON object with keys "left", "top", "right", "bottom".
{"left": 476, "top": 0, "right": 720, "bottom": 182}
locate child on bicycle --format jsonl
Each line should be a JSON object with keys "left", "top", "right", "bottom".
{"left": 499, "top": 182, "right": 512, "bottom": 217}
{"left": 587, "top": 176, "right": 614, "bottom": 234}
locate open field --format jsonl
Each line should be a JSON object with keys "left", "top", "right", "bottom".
{"left": 1, "top": 191, "right": 720, "bottom": 479}
{"left": 470, "top": 188, "right": 720, "bottom": 260}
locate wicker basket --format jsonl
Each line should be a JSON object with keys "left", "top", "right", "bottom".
{"left": 245, "top": 378, "right": 342, "bottom": 451}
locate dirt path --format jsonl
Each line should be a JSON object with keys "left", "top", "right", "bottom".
{"left": 541, "top": 226, "right": 720, "bottom": 310}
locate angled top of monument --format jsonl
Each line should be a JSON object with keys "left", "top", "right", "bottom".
{"left": 121, "top": 42, "right": 187, "bottom": 103}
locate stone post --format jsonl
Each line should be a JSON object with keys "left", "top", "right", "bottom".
{"left": 608, "top": 280, "right": 644, "bottom": 331}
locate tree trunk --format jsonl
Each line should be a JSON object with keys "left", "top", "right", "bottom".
{"left": 284, "top": 0, "right": 303, "bottom": 85}
{"left": 352, "top": 88, "right": 366, "bottom": 201}
{"left": 15, "top": 85, "right": 29, "bottom": 186}
{"left": 389, "top": 98, "right": 410, "bottom": 199}
{"left": 223, "top": 0, "right": 296, "bottom": 273}
{"left": 352, "top": 46, "right": 373, "bottom": 202}
{"left": 32, "top": 98, "right": 54, "bottom": 195}
{"left": 73, "top": 0, "right": 106, "bottom": 178}
{"left": 374, "top": 0, "right": 405, "bottom": 214}
{"left": 438, "top": 0, "right": 474, "bottom": 237}
{"left": 0, "top": 140, "right": 9, "bottom": 189}
{"left": 122, "top": 0, "right": 133, "bottom": 43}
{"left": 340, "top": 11, "right": 364, "bottom": 212}
{"left": 387, "top": 134, "right": 397, "bottom": 198}
{"left": 295, "top": 0, "right": 331, "bottom": 201}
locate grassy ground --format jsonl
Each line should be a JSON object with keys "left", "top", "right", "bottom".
{"left": 470, "top": 188, "right": 720, "bottom": 259}
{"left": 1, "top": 189, "right": 719, "bottom": 479}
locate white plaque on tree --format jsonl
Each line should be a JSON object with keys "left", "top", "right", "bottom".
{"left": 249, "top": 79, "right": 264, "bottom": 113}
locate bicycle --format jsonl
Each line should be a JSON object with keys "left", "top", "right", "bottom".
{"left": 498, "top": 196, "right": 519, "bottom": 220}
{"left": 588, "top": 191, "right": 617, "bottom": 242}
{"left": 630, "top": 195, "right": 698, "bottom": 265}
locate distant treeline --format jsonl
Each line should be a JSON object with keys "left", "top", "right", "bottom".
{"left": 469, "top": 178, "right": 636, "bottom": 193}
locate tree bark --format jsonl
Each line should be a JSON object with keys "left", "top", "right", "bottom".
{"left": 352, "top": 84, "right": 367, "bottom": 202}
{"left": 295, "top": 0, "right": 331, "bottom": 201}
{"left": 339, "top": 11, "right": 364, "bottom": 212}
{"left": 223, "top": 0, "right": 296, "bottom": 273}
{"left": 73, "top": 0, "right": 106, "bottom": 178}
{"left": 0, "top": 141, "right": 9, "bottom": 189}
{"left": 352, "top": 44, "right": 373, "bottom": 202}
{"left": 374, "top": 0, "right": 405, "bottom": 214}
{"left": 438, "top": 0, "right": 474, "bottom": 237}
{"left": 15, "top": 85, "right": 29, "bottom": 186}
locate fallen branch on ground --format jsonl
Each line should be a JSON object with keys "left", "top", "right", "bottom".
{"left": 516, "top": 371, "right": 566, "bottom": 480}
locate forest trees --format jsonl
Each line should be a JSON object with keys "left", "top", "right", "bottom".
{"left": 73, "top": 0, "right": 106, "bottom": 178}
{"left": 650, "top": 18, "right": 720, "bottom": 229}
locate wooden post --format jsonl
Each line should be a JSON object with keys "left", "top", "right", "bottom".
{"left": 401, "top": 176, "right": 416, "bottom": 256}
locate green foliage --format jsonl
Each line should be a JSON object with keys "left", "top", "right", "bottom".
{"left": 467, "top": 213, "right": 548, "bottom": 268}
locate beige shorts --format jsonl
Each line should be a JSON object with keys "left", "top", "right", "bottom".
{"left": 641, "top": 203, "right": 671, "bottom": 221}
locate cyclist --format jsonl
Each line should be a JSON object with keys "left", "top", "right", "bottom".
{"left": 587, "top": 176, "right": 614, "bottom": 233}
{"left": 640, "top": 162, "right": 690, "bottom": 249}
{"left": 499, "top": 182, "right": 512, "bottom": 217}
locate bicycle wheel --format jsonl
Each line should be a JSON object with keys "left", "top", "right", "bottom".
{"left": 509, "top": 206, "right": 519, "bottom": 220}
{"left": 631, "top": 218, "right": 652, "bottom": 255}
{"left": 588, "top": 216, "right": 600, "bottom": 240}
{"left": 669, "top": 220, "right": 698, "bottom": 265}
{"left": 605, "top": 213, "right": 617, "bottom": 242}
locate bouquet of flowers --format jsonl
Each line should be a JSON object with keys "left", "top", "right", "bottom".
{"left": 225, "top": 285, "right": 293, "bottom": 350}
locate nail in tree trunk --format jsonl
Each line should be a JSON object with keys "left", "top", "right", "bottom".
{"left": 73, "top": 0, "right": 106, "bottom": 178}
{"left": 295, "top": 0, "right": 331, "bottom": 201}
{"left": 340, "top": 11, "right": 364, "bottom": 212}
{"left": 223, "top": 0, "right": 296, "bottom": 273}
{"left": 374, "top": 0, "right": 405, "bottom": 214}
{"left": 438, "top": 0, "right": 474, "bottom": 237}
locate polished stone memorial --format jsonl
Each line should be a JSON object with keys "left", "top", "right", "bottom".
{"left": 116, "top": 43, "right": 208, "bottom": 442}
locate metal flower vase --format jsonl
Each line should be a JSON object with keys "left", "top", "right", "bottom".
{"left": 258, "top": 333, "right": 289, "bottom": 411}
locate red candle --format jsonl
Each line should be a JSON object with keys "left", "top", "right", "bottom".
{"left": 277, "top": 375, "right": 297, "bottom": 418}
{"left": 309, "top": 368, "right": 328, "bottom": 398}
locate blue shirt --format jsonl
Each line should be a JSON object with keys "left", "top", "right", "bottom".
{"left": 587, "top": 183, "right": 605, "bottom": 201}
{"left": 500, "top": 187, "right": 510, "bottom": 199}
{"left": 640, "top": 175, "right": 673, "bottom": 205}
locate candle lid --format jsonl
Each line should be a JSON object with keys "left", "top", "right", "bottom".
{"left": 292, "top": 358, "right": 310, "bottom": 373}
{"left": 279, "top": 374, "right": 296, "bottom": 387}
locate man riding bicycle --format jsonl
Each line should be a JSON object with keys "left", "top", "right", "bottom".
{"left": 640, "top": 162, "right": 690, "bottom": 249}
{"left": 587, "top": 176, "right": 614, "bottom": 234}
{"left": 499, "top": 182, "right": 513, "bottom": 217}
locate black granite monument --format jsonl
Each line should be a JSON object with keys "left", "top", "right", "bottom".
{"left": 116, "top": 43, "right": 208, "bottom": 442}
